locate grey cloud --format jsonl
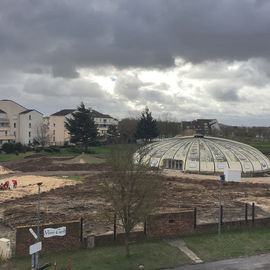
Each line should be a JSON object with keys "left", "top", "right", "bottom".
{"left": 114, "top": 74, "right": 144, "bottom": 100}
{"left": 23, "top": 76, "right": 104, "bottom": 98}
{"left": 52, "top": 66, "right": 79, "bottom": 79}
{"left": 210, "top": 88, "right": 241, "bottom": 102}
{"left": 1, "top": 0, "right": 270, "bottom": 78}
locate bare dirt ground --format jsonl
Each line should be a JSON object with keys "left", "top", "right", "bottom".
{"left": 1, "top": 155, "right": 270, "bottom": 248}
{"left": 1, "top": 155, "right": 108, "bottom": 172}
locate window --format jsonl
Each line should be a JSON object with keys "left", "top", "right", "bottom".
{"left": 29, "top": 115, "right": 31, "bottom": 120}
{"left": 14, "top": 123, "right": 16, "bottom": 128}
{"left": 53, "top": 130, "right": 55, "bottom": 135}
{"left": 53, "top": 136, "right": 55, "bottom": 142}
{"left": 14, "top": 131, "right": 16, "bottom": 136}
{"left": 103, "top": 119, "right": 107, "bottom": 123}
{"left": 29, "top": 123, "right": 31, "bottom": 128}
{"left": 53, "top": 123, "right": 56, "bottom": 127}
{"left": 5, "top": 131, "right": 7, "bottom": 136}
{"left": 29, "top": 131, "right": 31, "bottom": 138}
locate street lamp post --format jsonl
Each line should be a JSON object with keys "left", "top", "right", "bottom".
{"left": 218, "top": 175, "right": 224, "bottom": 240}
{"left": 35, "top": 182, "right": 42, "bottom": 270}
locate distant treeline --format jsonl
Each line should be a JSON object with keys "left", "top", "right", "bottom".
{"left": 118, "top": 117, "right": 270, "bottom": 144}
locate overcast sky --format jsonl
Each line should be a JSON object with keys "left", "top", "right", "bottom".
{"left": 1, "top": 0, "right": 270, "bottom": 126}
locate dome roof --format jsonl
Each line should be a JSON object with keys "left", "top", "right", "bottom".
{"left": 138, "top": 136, "right": 270, "bottom": 174}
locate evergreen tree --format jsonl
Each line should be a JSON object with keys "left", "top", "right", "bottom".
{"left": 65, "top": 103, "right": 98, "bottom": 151}
{"left": 135, "top": 107, "right": 159, "bottom": 141}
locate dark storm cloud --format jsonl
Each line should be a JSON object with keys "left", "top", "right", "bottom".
{"left": 23, "top": 76, "right": 104, "bottom": 98}
{"left": 1, "top": 0, "right": 270, "bottom": 77}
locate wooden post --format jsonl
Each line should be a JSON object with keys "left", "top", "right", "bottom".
{"left": 245, "top": 203, "right": 248, "bottom": 224}
{"left": 252, "top": 203, "right": 255, "bottom": 224}
{"left": 113, "top": 214, "right": 117, "bottom": 240}
{"left": 80, "top": 217, "right": 83, "bottom": 242}
{"left": 194, "top": 208, "right": 197, "bottom": 229}
{"left": 144, "top": 220, "right": 147, "bottom": 236}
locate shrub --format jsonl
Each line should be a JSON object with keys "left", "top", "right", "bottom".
{"left": 14, "top": 143, "right": 23, "bottom": 152}
{"left": 2, "top": 143, "right": 15, "bottom": 154}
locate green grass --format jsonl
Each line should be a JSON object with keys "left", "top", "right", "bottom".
{"left": 249, "top": 141, "right": 270, "bottom": 154}
{"left": 0, "top": 152, "right": 34, "bottom": 162}
{"left": 183, "top": 226, "right": 270, "bottom": 262}
{"left": 56, "top": 174, "right": 92, "bottom": 181}
{"left": 8, "top": 240, "right": 191, "bottom": 270}
{"left": 0, "top": 146, "right": 109, "bottom": 162}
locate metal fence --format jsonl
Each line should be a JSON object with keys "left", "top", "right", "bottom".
{"left": 195, "top": 203, "right": 270, "bottom": 226}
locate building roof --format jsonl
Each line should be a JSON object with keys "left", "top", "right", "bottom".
{"left": 51, "top": 109, "right": 75, "bottom": 116}
{"left": 20, "top": 109, "right": 43, "bottom": 115}
{"left": 0, "top": 99, "right": 27, "bottom": 110}
{"left": 137, "top": 135, "right": 270, "bottom": 175}
{"left": 51, "top": 108, "right": 113, "bottom": 119}
{"left": 91, "top": 109, "right": 112, "bottom": 119}
{"left": 0, "top": 109, "right": 6, "bottom": 113}
{"left": 20, "top": 109, "right": 34, "bottom": 114}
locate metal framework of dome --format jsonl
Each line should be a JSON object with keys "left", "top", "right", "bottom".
{"left": 137, "top": 135, "right": 270, "bottom": 174}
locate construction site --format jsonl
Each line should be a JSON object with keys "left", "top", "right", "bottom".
{"left": 1, "top": 150, "right": 270, "bottom": 250}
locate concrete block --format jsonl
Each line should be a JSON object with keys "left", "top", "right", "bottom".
{"left": 0, "top": 238, "right": 11, "bottom": 260}
{"left": 87, "top": 235, "right": 95, "bottom": 249}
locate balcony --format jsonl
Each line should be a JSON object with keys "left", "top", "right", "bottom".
{"left": 0, "top": 135, "right": 15, "bottom": 140}
{"left": 0, "top": 118, "right": 9, "bottom": 123}
{"left": 0, "top": 127, "right": 10, "bottom": 131}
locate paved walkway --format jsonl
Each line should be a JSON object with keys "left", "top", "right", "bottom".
{"left": 165, "top": 238, "right": 203, "bottom": 263}
{"left": 171, "top": 253, "right": 270, "bottom": 270}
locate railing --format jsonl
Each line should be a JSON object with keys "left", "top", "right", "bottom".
{"left": 194, "top": 203, "right": 269, "bottom": 225}
{"left": 0, "top": 118, "right": 9, "bottom": 123}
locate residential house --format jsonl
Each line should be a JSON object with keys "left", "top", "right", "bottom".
{"left": 0, "top": 100, "right": 43, "bottom": 146}
{"left": 49, "top": 108, "right": 118, "bottom": 145}
{"left": 181, "top": 119, "right": 221, "bottom": 136}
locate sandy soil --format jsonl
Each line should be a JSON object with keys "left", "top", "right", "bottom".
{"left": 0, "top": 175, "right": 78, "bottom": 203}
{"left": 0, "top": 165, "right": 12, "bottom": 175}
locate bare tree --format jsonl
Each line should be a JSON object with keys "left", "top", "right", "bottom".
{"left": 101, "top": 145, "right": 162, "bottom": 256}
{"left": 33, "top": 123, "right": 51, "bottom": 147}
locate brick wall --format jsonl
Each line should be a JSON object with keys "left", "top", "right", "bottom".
{"left": 93, "top": 231, "right": 146, "bottom": 247}
{"left": 146, "top": 210, "right": 194, "bottom": 238}
{"left": 16, "top": 220, "right": 81, "bottom": 257}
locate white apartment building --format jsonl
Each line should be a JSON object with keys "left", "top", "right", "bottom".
{"left": 0, "top": 100, "right": 43, "bottom": 146}
{"left": 49, "top": 109, "right": 118, "bottom": 145}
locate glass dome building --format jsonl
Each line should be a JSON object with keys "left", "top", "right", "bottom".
{"left": 137, "top": 135, "right": 270, "bottom": 174}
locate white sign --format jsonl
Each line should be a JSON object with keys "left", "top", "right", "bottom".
{"left": 189, "top": 162, "right": 197, "bottom": 168}
{"left": 29, "top": 228, "right": 38, "bottom": 240}
{"left": 29, "top": 242, "right": 42, "bottom": 255}
{"left": 224, "top": 168, "right": 241, "bottom": 182}
{"left": 44, "top": 227, "right": 66, "bottom": 238}
{"left": 217, "top": 164, "right": 226, "bottom": 169}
